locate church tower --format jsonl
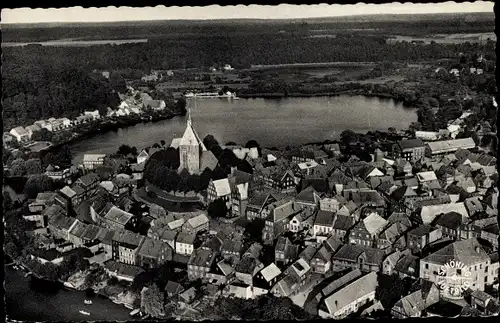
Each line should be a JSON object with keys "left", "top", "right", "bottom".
{"left": 178, "top": 104, "right": 207, "bottom": 175}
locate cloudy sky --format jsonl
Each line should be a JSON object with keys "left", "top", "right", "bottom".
{"left": 2, "top": 2, "right": 494, "bottom": 24}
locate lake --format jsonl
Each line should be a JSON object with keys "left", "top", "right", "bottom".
{"left": 5, "top": 264, "right": 136, "bottom": 321}
{"left": 70, "top": 95, "right": 417, "bottom": 164}
{"left": 2, "top": 38, "right": 148, "bottom": 47}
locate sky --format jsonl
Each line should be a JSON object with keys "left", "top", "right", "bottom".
{"left": 1, "top": 2, "right": 494, "bottom": 24}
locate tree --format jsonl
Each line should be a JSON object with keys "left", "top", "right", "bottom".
{"left": 10, "top": 163, "right": 26, "bottom": 176}
{"left": 245, "top": 140, "right": 261, "bottom": 156}
{"left": 141, "top": 283, "right": 165, "bottom": 318}
{"left": 160, "top": 140, "right": 166, "bottom": 147}
{"left": 225, "top": 141, "right": 237, "bottom": 146}
{"left": 244, "top": 219, "right": 265, "bottom": 243}
{"left": 24, "top": 174, "right": 54, "bottom": 199}
{"left": 25, "top": 158, "right": 43, "bottom": 175}
{"left": 207, "top": 198, "right": 228, "bottom": 218}
{"left": 375, "top": 273, "right": 405, "bottom": 310}
{"left": 175, "top": 97, "right": 187, "bottom": 116}
{"left": 117, "top": 144, "right": 132, "bottom": 156}
{"left": 203, "top": 135, "right": 223, "bottom": 157}
{"left": 56, "top": 145, "right": 73, "bottom": 167}
{"left": 340, "top": 129, "right": 357, "bottom": 145}
{"left": 3, "top": 191, "right": 13, "bottom": 211}
{"left": 32, "top": 128, "right": 53, "bottom": 142}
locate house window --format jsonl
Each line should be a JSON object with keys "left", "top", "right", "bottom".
{"left": 425, "top": 264, "right": 429, "bottom": 269}
{"left": 485, "top": 266, "right": 488, "bottom": 273}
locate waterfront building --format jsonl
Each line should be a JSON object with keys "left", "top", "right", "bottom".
{"left": 9, "top": 126, "right": 30, "bottom": 142}
{"left": 83, "top": 154, "right": 106, "bottom": 170}
{"left": 111, "top": 229, "right": 145, "bottom": 265}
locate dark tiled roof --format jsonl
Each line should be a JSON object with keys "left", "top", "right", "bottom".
{"left": 315, "top": 210, "right": 335, "bottom": 227}
{"left": 434, "top": 212, "right": 463, "bottom": 229}
{"left": 333, "top": 214, "right": 354, "bottom": 231}
{"left": 398, "top": 139, "right": 425, "bottom": 150}
{"left": 408, "top": 224, "right": 435, "bottom": 237}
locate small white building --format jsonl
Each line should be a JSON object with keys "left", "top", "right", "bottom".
{"left": 34, "top": 120, "right": 53, "bottom": 132}
{"left": 25, "top": 124, "right": 42, "bottom": 139}
{"left": 84, "top": 110, "right": 101, "bottom": 120}
{"left": 83, "top": 154, "right": 106, "bottom": 170}
{"left": 10, "top": 126, "right": 30, "bottom": 142}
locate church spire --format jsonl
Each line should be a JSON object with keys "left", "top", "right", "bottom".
{"left": 187, "top": 104, "right": 192, "bottom": 127}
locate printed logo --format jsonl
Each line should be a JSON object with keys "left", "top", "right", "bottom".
{"left": 437, "top": 260, "right": 473, "bottom": 296}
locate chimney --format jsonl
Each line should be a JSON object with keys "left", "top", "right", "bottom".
{"left": 231, "top": 166, "right": 237, "bottom": 175}
{"left": 475, "top": 246, "right": 481, "bottom": 253}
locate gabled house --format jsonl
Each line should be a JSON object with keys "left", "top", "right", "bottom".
{"left": 349, "top": 213, "right": 388, "bottom": 247}
{"left": 187, "top": 248, "right": 217, "bottom": 281}
{"left": 175, "top": 232, "right": 196, "bottom": 255}
{"left": 111, "top": 229, "right": 145, "bottom": 265}
{"left": 313, "top": 210, "right": 336, "bottom": 240}
{"left": 206, "top": 260, "right": 236, "bottom": 286}
{"left": 394, "top": 158, "right": 413, "bottom": 177}
{"left": 319, "top": 272, "right": 378, "bottom": 319}
{"left": 391, "top": 282, "right": 440, "bottom": 318}
{"left": 286, "top": 208, "right": 315, "bottom": 233}
{"left": 285, "top": 258, "right": 312, "bottom": 288}
{"left": 253, "top": 262, "right": 282, "bottom": 290}
{"left": 394, "top": 254, "right": 420, "bottom": 279}
{"left": 382, "top": 249, "right": 410, "bottom": 275}
{"left": 332, "top": 214, "right": 354, "bottom": 241}
{"left": 407, "top": 224, "right": 442, "bottom": 253}
{"left": 207, "top": 178, "right": 232, "bottom": 211}
{"left": 332, "top": 244, "right": 385, "bottom": 272}
{"left": 470, "top": 290, "right": 500, "bottom": 316}
{"left": 10, "top": 126, "right": 30, "bottom": 142}
{"left": 137, "top": 237, "right": 172, "bottom": 269}
{"left": 434, "top": 212, "right": 463, "bottom": 240}
{"left": 245, "top": 192, "right": 278, "bottom": 221}
{"left": 310, "top": 246, "right": 333, "bottom": 274}
{"left": 420, "top": 238, "right": 493, "bottom": 299}
{"left": 319, "top": 195, "right": 347, "bottom": 213}
{"left": 165, "top": 280, "right": 184, "bottom": 301}
{"left": 255, "top": 168, "right": 297, "bottom": 193}
{"left": 377, "top": 222, "right": 408, "bottom": 250}
{"left": 228, "top": 169, "right": 252, "bottom": 217}
{"left": 275, "top": 236, "right": 299, "bottom": 266}
{"left": 182, "top": 212, "right": 209, "bottom": 234}
{"left": 136, "top": 149, "right": 149, "bottom": 164}
{"left": 234, "top": 255, "right": 265, "bottom": 286}
{"left": 295, "top": 186, "right": 321, "bottom": 211}
{"left": 263, "top": 199, "right": 299, "bottom": 244}
{"left": 393, "top": 139, "right": 426, "bottom": 162}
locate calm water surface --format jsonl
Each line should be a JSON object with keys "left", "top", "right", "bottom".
{"left": 70, "top": 95, "right": 416, "bottom": 164}
{"left": 5, "top": 265, "right": 135, "bottom": 321}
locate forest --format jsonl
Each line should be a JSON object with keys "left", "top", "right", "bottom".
{"left": 1, "top": 60, "right": 126, "bottom": 129}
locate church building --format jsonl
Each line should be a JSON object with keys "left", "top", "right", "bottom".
{"left": 171, "top": 107, "right": 218, "bottom": 175}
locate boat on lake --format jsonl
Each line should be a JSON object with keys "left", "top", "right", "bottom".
{"left": 84, "top": 300, "right": 93, "bottom": 305}
{"left": 184, "top": 91, "right": 239, "bottom": 99}
{"left": 79, "top": 310, "right": 90, "bottom": 316}
{"left": 130, "top": 308, "right": 140, "bottom": 316}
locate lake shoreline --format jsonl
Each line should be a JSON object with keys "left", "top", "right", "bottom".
{"left": 67, "top": 94, "right": 416, "bottom": 163}
{"left": 5, "top": 261, "right": 139, "bottom": 320}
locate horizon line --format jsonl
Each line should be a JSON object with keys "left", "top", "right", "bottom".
{"left": 1, "top": 10, "right": 494, "bottom": 26}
